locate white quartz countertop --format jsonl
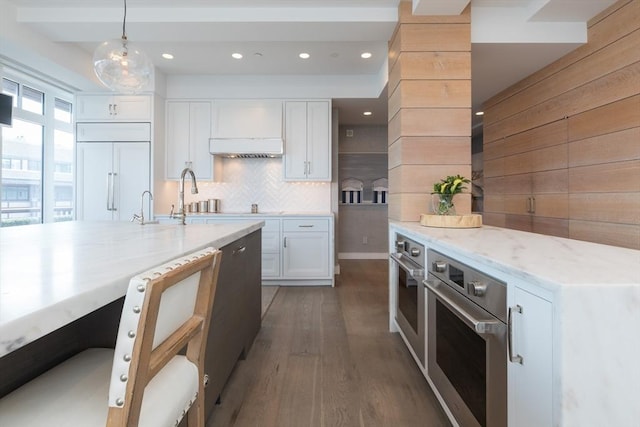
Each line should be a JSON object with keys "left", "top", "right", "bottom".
{"left": 390, "top": 221, "right": 640, "bottom": 289}
{"left": 0, "top": 220, "right": 263, "bottom": 357}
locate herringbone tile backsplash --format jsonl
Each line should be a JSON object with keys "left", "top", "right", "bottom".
{"left": 184, "top": 158, "right": 331, "bottom": 213}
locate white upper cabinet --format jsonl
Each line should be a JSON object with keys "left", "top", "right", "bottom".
{"left": 284, "top": 101, "right": 331, "bottom": 181}
{"left": 166, "top": 101, "right": 220, "bottom": 181}
{"left": 211, "top": 100, "right": 283, "bottom": 139}
{"left": 76, "top": 95, "right": 151, "bottom": 121}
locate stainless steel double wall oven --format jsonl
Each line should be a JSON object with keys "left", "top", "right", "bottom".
{"left": 424, "top": 249, "right": 507, "bottom": 427}
{"left": 390, "top": 234, "right": 426, "bottom": 366}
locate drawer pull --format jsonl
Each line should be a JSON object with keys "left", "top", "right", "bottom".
{"left": 298, "top": 225, "right": 314, "bottom": 228}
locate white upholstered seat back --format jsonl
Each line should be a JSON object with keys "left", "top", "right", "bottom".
{"left": 109, "top": 247, "right": 215, "bottom": 409}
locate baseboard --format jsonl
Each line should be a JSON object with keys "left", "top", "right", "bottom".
{"left": 338, "top": 252, "right": 388, "bottom": 260}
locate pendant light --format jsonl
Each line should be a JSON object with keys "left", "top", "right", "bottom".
{"left": 93, "top": 0, "right": 153, "bottom": 93}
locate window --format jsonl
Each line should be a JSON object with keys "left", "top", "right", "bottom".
{"left": 1, "top": 72, "right": 74, "bottom": 227}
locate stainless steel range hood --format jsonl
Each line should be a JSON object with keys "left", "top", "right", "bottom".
{"left": 209, "top": 137, "right": 283, "bottom": 158}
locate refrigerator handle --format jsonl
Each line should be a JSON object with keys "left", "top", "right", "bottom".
{"left": 106, "top": 173, "right": 113, "bottom": 211}
{"left": 111, "top": 172, "right": 118, "bottom": 211}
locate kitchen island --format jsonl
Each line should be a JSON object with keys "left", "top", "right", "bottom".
{"left": 0, "top": 220, "right": 263, "bottom": 420}
{"left": 389, "top": 221, "right": 640, "bottom": 427}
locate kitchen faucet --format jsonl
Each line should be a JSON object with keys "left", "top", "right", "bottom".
{"left": 131, "top": 190, "right": 153, "bottom": 225}
{"left": 170, "top": 167, "right": 199, "bottom": 225}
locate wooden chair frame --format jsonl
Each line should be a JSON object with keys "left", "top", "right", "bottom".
{"left": 106, "top": 249, "right": 222, "bottom": 427}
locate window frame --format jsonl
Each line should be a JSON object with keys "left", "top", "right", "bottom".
{"left": 1, "top": 67, "right": 74, "bottom": 225}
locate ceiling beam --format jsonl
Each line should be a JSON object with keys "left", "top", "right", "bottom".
{"left": 412, "top": 0, "right": 470, "bottom": 16}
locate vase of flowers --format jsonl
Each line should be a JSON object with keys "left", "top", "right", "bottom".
{"left": 431, "top": 174, "right": 470, "bottom": 216}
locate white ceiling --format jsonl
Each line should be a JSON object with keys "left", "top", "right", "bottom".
{"left": 3, "top": 0, "right": 616, "bottom": 127}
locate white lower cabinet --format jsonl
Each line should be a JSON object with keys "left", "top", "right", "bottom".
{"left": 282, "top": 218, "right": 330, "bottom": 278}
{"left": 157, "top": 215, "right": 333, "bottom": 284}
{"left": 508, "top": 285, "right": 553, "bottom": 427}
{"left": 260, "top": 220, "right": 281, "bottom": 277}
{"left": 76, "top": 142, "right": 150, "bottom": 221}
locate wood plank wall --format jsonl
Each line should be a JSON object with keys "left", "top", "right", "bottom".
{"left": 483, "top": 0, "right": 640, "bottom": 249}
{"left": 387, "top": 2, "right": 472, "bottom": 221}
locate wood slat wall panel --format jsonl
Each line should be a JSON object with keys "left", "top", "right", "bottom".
{"left": 483, "top": 0, "right": 639, "bottom": 111}
{"left": 483, "top": 139, "right": 506, "bottom": 161}
{"left": 388, "top": 108, "right": 471, "bottom": 138}
{"left": 501, "top": 174, "right": 532, "bottom": 195}
{"left": 483, "top": 157, "right": 504, "bottom": 178}
{"left": 484, "top": 31, "right": 640, "bottom": 126}
{"left": 388, "top": 136, "right": 471, "bottom": 169}
{"left": 388, "top": 164, "right": 471, "bottom": 194}
{"left": 532, "top": 218, "right": 570, "bottom": 238}
{"left": 395, "top": 52, "right": 471, "bottom": 81}
{"left": 567, "top": 95, "right": 640, "bottom": 141}
{"left": 569, "top": 220, "right": 640, "bottom": 249}
{"left": 505, "top": 214, "right": 533, "bottom": 232}
{"left": 482, "top": 0, "right": 640, "bottom": 249}
{"left": 531, "top": 169, "right": 569, "bottom": 194}
{"left": 485, "top": 62, "right": 640, "bottom": 139}
{"left": 569, "top": 160, "right": 640, "bottom": 193}
{"left": 482, "top": 212, "right": 506, "bottom": 227}
{"left": 388, "top": 4, "right": 471, "bottom": 221}
{"left": 503, "top": 194, "right": 568, "bottom": 218}
{"left": 568, "top": 127, "right": 640, "bottom": 167}
{"left": 483, "top": 195, "right": 505, "bottom": 214}
{"left": 569, "top": 193, "right": 640, "bottom": 224}
{"left": 398, "top": 24, "right": 471, "bottom": 52}
{"left": 485, "top": 120, "right": 567, "bottom": 155}
{"left": 483, "top": 176, "right": 504, "bottom": 195}
{"left": 388, "top": 80, "right": 471, "bottom": 119}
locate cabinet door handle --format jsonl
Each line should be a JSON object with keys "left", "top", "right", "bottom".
{"left": 283, "top": 237, "right": 287, "bottom": 248}
{"left": 307, "top": 161, "right": 311, "bottom": 175}
{"left": 112, "top": 103, "right": 117, "bottom": 116}
{"left": 233, "top": 246, "right": 246, "bottom": 255}
{"left": 508, "top": 304, "right": 524, "bottom": 364}
{"left": 531, "top": 196, "right": 535, "bottom": 214}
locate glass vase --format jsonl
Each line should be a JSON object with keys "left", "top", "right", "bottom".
{"left": 431, "top": 193, "right": 456, "bottom": 216}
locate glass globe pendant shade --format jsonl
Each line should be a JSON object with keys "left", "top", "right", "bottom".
{"left": 93, "top": 37, "right": 153, "bottom": 93}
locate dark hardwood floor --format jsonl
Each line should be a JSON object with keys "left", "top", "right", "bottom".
{"left": 207, "top": 259, "right": 451, "bottom": 427}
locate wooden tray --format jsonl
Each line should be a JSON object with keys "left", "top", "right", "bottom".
{"left": 420, "top": 213, "right": 482, "bottom": 228}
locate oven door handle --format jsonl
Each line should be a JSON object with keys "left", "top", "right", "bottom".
{"left": 390, "top": 253, "right": 424, "bottom": 278}
{"left": 424, "top": 278, "right": 505, "bottom": 336}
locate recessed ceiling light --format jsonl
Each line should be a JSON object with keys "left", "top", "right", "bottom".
{"left": 361, "top": 52, "right": 372, "bottom": 59}
{"left": 363, "top": 111, "right": 373, "bottom": 116}
{"left": 232, "top": 53, "right": 243, "bottom": 59}
{"left": 299, "top": 52, "right": 310, "bottom": 59}
{"left": 162, "top": 53, "right": 174, "bottom": 60}
{"left": 475, "top": 111, "right": 484, "bottom": 116}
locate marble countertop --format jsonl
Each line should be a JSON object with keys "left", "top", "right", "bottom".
{"left": 0, "top": 220, "right": 263, "bottom": 357}
{"left": 390, "top": 221, "right": 640, "bottom": 290}
{"left": 390, "top": 221, "right": 640, "bottom": 426}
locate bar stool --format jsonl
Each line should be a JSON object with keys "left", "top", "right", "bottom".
{"left": 0, "top": 247, "right": 222, "bottom": 427}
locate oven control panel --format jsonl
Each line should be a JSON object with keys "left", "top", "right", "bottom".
{"left": 427, "top": 250, "right": 507, "bottom": 322}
